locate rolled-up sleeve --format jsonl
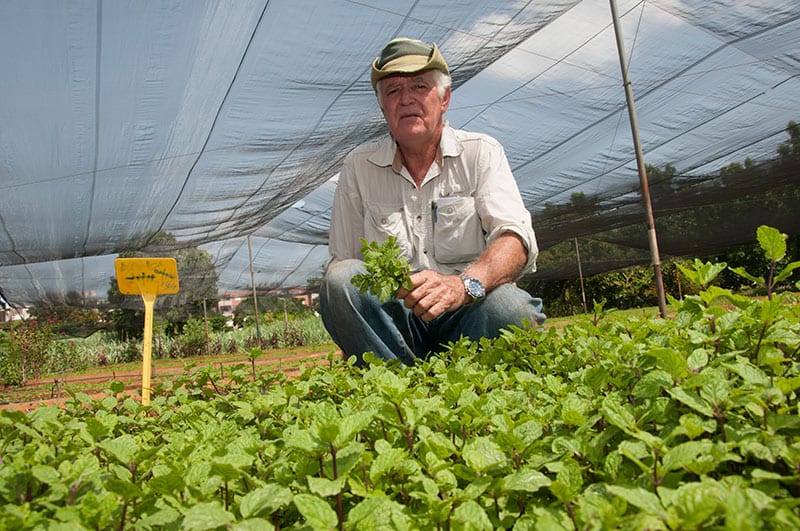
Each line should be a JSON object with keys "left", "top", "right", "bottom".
{"left": 327, "top": 155, "right": 365, "bottom": 266}
{"left": 474, "top": 140, "right": 538, "bottom": 275}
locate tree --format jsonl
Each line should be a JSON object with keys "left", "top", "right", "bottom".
{"left": 28, "top": 305, "right": 107, "bottom": 338}
{"left": 777, "top": 120, "right": 799, "bottom": 160}
{"left": 107, "top": 231, "right": 219, "bottom": 338}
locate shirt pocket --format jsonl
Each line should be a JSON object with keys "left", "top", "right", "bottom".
{"left": 364, "top": 203, "right": 412, "bottom": 259}
{"left": 433, "top": 196, "right": 485, "bottom": 264}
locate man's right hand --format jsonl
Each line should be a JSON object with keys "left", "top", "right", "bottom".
{"left": 396, "top": 270, "right": 468, "bottom": 321}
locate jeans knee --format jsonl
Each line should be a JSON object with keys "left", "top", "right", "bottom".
{"left": 323, "top": 259, "right": 363, "bottom": 288}
{"left": 483, "top": 284, "right": 546, "bottom": 327}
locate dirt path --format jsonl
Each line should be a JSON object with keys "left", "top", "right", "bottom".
{"left": 0, "top": 348, "right": 339, "bottom": 412}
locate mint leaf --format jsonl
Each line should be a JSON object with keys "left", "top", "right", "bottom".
{"left": 462, "top": 437, "right": 507, "bottom": 473}
{"left": 757, "top": 225, "right": 786, "bottom": 262}
{"left": 502, "top": 468, "right": 551, "bottom": 492}
{"left": 293, "top": 493, "right": 338, "bottom": 529}
{"left": 182, "top": 502, "right": 235, "bottom": 531}
{"left": 351, "top": 237, "right": 413, "bottom": 302}
{"left": 606, "top": 485, "right": 666, "bottom": 517}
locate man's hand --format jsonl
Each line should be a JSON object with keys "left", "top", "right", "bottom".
{"left": 392, "top": 232, "right": 529, "bottom": 321}
{"left": 396, "top": 270, "right": 468, "bottom": 321}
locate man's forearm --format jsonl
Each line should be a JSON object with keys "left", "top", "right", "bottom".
{"left": 462, "top": 232, "right": 528, "bottom": 292}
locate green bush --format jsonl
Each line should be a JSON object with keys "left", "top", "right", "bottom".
{"left": 119, "top": 340, "right": 141, "bottom": 364}
{"left": 1, "top": 278, "right": 798, "bottom": 529}
{"left": 0, "top": 320, "right": 54, "bottom": 386}
{"left": 28, "top": 306, "right": 107, "bottom": 338}
{"left": 526, "top": 227, "right": 799, "bottom": 318}
{"left": 168, "top": 317, "right": 209, "bottom": 358}
{"left": 44, "top": 340, "right": 88, "bottom": 375}
{"left": 1, "top": 227, "right": 797, "bottom": 528}
{"left": 0, "top": 329, "right": 21, "bottom": 387}
{"left": 207, "top": 313, "right": 228, "bottom": 332}
{"left": 233, "top": 295, "right": 316, "bottom": 328}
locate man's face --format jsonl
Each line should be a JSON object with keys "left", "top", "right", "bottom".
{"left": 378, "top": 70, "right": 450, "bottom": 146}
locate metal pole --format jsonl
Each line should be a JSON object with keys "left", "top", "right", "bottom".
{"left": 202, "top": 298, "right": 210, "bottom": 356}
{"left": 247, "top": 235, "right": 262, "bottom": 341}
{"left": 574, "top": 237, "right": 589, "bottom": 314}
{"left": 609, "top": 0, "right": 668, "bottom": 318}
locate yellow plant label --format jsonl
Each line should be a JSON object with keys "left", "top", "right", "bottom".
{"left": 114, "top": 257, "right": 179, "bottom": 296}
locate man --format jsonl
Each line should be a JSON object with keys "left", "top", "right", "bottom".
{"left": 320, "top": 37, "right": 545, "bottom": 365}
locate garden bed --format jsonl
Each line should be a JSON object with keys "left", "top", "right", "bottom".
{"left": 0, "top": 345, "right": 339, "bottom": 411}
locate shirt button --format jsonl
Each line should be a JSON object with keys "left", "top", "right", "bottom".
{"left": 415, "top": 215, "right": 422, "bottom": 222}
{"left": 422, "top": 249, "right": 428, "bottom": 254}
{"left": 380, "top": 217, "right": 388, "bottom": 225}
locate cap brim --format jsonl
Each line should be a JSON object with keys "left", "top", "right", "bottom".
{"left": 371, "top": 43, "right": 448, "bottom": 91}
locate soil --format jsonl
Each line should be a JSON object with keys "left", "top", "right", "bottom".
{"left": 0, "top": 347, "right": 340, "bottom": 413}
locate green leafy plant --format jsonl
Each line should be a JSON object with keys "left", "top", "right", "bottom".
{"left": 731, "top": 225, "right": 800, "bottom": 298}
{"left": 2, "top": 227, "right": 799, "bottom": 529}
{"left": 246, "top": 346, "right": 262, "bottom": 380}
{"left": 2, "top": 284, "right": 800, "bottom": 529}
{"left": 169, "top": 317, "right": 210, "bottom": 358}
{"left": 0, "top": 319, "right": 55, "bottom": 386}
{"left": 351, "top": 236, "right": 413, "bottom": 302}
{"left": 676, "top": 258, "right": 727, "bottom": 291}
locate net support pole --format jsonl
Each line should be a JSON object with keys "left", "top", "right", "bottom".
{"left": 609, "top": 0, "right": 668, "bottom": 318}
{"left": 247, "top": 235, "right": 262, "bottom": 341}
{"left": 574, "top": 237, "right": 589, "bottom": 314}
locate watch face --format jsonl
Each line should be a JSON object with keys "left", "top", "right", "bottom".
{"left": 465, "top": 276, "right": 485, "bottom": 300}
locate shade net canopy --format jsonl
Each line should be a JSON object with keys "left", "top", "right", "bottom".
{"left": 1, "top": 0, "right": 798, "bottom": 308}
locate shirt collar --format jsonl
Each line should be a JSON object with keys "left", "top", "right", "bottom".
{"left": 439, "top": 122, "right": 461, "bottom": 159}
{"left": 368, "top": 121, "right": 461, "bottom": 172}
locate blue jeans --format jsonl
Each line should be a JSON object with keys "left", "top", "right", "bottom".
{"left": 319, "top": 259, "right": 546, "bottom": 365}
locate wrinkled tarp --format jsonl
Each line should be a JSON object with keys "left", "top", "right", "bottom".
{"left": 0, "top": 0, "right": 798, "bottom": 307}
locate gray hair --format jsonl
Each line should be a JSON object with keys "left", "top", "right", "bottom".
{"left": 431, "top": 69, "right": 452, "bottom": 99}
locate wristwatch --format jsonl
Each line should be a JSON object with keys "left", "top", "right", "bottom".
{"left": 459, "top": 274, "right": 486, "bottom": 305}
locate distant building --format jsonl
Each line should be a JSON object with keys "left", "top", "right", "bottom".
{"left": 1, "top": 306, "right": 29, "bottom": 323}
{"left": 216, "top": 288, "right": 319, "bottom": 317}
{"left": 286, "top": 287, "right": 318, "bottom": 309}
{"left": 217, "top": 291, "right": 250, "bottom": 316}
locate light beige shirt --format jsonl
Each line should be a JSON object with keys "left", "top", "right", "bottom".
{"left": 328, "top": 124, "right": 538, "bottom": 276}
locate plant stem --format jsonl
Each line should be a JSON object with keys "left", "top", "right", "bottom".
{"left": 767, "top": 262, "right": 776, "bottom": 300}
{"left": 330, "top": 443, "right": 343, "bottom": 531}
{"left": 753, "top": 320, "right": 768, "bottom": 366}
{"left": 566, "top": 500, "right": 578, "bottom": 531}
{"left": 714, "top": 407, "right": 727, "bottom": 443}
{"left": 652, "top": 448, "right": 661, "bottom": 491}
{"left": 119, "top": 501, "right": 127, "bottom": 531}
{"left": 393, "top": 402, "right": 414, "bottom": 451}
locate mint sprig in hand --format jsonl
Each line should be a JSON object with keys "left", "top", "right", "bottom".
{"left": 351, "top": 236, "right": 413, "bottom": 302}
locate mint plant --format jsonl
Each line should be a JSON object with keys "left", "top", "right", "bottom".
{"left": 731, "top": 225, "right": 800, "bottom": 299}
{"left": 351, "top": 236, "right": 413, "bottom": 302}
{"left": 1, "top": 226, "right": 799, "bottom": 529}
{"left": 676, "top": 257, "right": 727, "bottom": 291}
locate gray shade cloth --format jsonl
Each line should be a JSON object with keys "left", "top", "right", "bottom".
{"left": 0, "top": 0, "right": 798, "bottom": 307}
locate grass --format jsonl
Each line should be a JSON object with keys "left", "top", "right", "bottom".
{"left": 543, "top": 303, "right": 674, "bottom": 328}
